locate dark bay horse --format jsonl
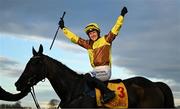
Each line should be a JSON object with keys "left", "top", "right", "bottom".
{"left": 15, "top": 45, "right": 174, "bottom": 108}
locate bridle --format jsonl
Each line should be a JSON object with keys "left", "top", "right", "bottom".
{"left": 28, "top": 76, "right": 46, "bottom": 109}
{"left": 27, "top": 57, "right": 45, "bottom": 109}
{"left": 26, "top": 56, "right": 61, "bottom": 109}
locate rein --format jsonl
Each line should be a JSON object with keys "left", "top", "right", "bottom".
{"left": 28, "top": 74, "right": 61, "bottom": 109}
{"left": 30, "top": 86, "right": 41, "bottom": 109}
{"left": 30, "top": 85, "right": 61, "bottom": 109}
{"left": 30, "top": 84, "right": 84, "bottom": 109}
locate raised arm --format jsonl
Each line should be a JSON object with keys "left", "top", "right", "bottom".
{"left": 59, "top": 19, "right": 91, "bottom": 49}
{"left": 105, "top": 7, "right": 128, "bottom": 43}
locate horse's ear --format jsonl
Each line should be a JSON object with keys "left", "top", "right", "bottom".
{"left": 38, "top": 44, "right": 43, "bottom": 54}
{"left": 32, "top": 47, "right": 38, "bottom": 56}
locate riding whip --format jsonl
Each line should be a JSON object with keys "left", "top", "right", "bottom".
{"left": 50, "top": 11, "right": 66, "bottom": 50}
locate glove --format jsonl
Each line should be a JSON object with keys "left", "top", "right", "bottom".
{"left": 121, "top": 7, "right": 128, "bottom": 17}
{"left": 58, "top": 18, "right": 65, "bottom": 29}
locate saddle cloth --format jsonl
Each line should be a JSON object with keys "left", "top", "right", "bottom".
{"left": 95, "top": 81, "right": 128, "bottom": 108}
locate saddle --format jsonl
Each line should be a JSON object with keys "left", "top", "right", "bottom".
{"left": 95, "top": 79, "right": 128, "bottom": 108}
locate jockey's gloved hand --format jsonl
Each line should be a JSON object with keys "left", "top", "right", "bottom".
{"left": 121, "top": 7, "right": 128, "bottom": 17}
{"left": 58, "top": 18, "right": 65, "bottom": 29}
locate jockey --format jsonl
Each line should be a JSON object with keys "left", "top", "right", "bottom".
{"left": 59, "top": 7, "right": 128, "bottom": 103}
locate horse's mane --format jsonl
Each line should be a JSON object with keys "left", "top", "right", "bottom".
{"left": 44, "top": 54, "right": 82, "bottom": 77}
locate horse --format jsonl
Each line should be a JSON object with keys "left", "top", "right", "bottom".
{"left": 15, "top": 45, "right": 175, "bottom": 108}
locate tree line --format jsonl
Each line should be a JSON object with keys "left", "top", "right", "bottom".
{"left": 0, "top": 99, "right": 60, "bottom": 109}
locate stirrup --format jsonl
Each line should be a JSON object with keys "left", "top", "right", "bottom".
{"left": 101, "top": 91, "right": 115, "bottom": 103}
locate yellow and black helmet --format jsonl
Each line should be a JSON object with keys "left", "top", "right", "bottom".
{"left": 84, "top": 23, "right": 100, "bottom": 35}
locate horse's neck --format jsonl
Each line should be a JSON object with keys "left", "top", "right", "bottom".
{"left": 48, "top": 75, "right": 72, "bottom": 102}
{"left": 45, "top": 56, "right": 83, "bottom": 102}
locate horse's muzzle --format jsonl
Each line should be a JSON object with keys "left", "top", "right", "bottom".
{"left": 15, "top": 82, "right": 21, "bottom": 91}
{"left": 15, "top": 81, "right": 28, "bottom": 91}
{"left": 15, "top": 79, "right": 32, "bottom": 92}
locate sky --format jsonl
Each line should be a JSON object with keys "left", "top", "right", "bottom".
{"left": 0, "top": 0, "right": 180, "bottom": 108}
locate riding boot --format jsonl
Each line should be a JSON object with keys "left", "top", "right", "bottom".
{"left": 85, "top": 74, "right": 115, "bottom": 103}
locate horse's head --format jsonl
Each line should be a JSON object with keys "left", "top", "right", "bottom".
{"left": 15, "top": 44, "right": 47, "bottom": 91}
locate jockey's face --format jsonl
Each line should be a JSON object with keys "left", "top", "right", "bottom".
{"left": 88, "top": 30, "right": 99, "bottom": 41}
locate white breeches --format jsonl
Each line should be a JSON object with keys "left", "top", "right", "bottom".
{"left": 89, "top": 65, "right": 111, "bottom": 81}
